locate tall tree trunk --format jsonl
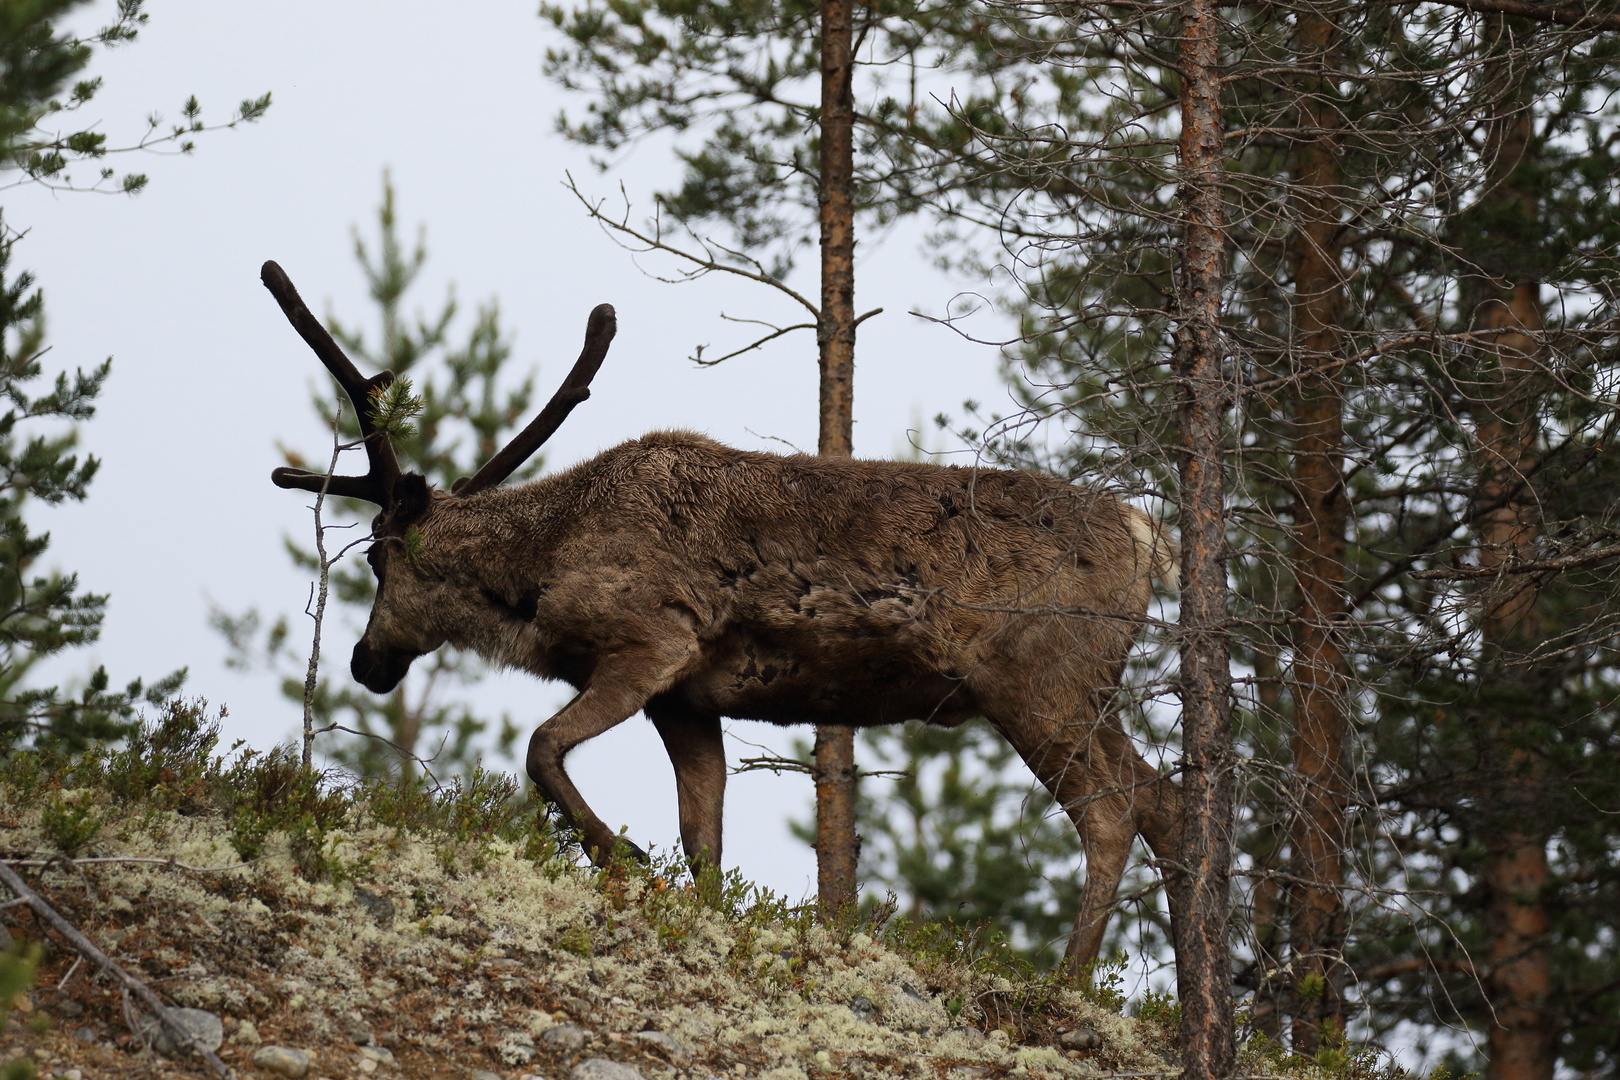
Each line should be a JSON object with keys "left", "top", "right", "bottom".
{"left": 1287, "top": 9, "right": 1349, "bottom": 1055}
{"left": 813, "top": 0, "right": 860, "bottom": 914}
{"left": 1171, "top": 0, "right": 1236, "bottom": 1075}
{"left": 1473, "top": 42, "right": 1553, "bottom": 1080}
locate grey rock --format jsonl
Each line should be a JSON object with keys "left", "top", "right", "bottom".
{"left": 359, "top": 1045, "right": 396, "bottom": 1065}
{"left": 353, "top": 885, "right": 395, "bottom": 926}
{"left": 574, "top": 1060, "right": 645, "bottom": 1080}
{"left": 134, "top": 1006, "right": 224, "bottom": 1057}
{"left": 251, "top": 1045, "right": 313, "bottom": 1079}
{"left": 473, "top": 1073, "right": 505, "bottom": 1080}
{"left": 848, "top": 995, "right": 877, "bottom": 1022}
{"left": 1060, "top": 1027, "right": 1103, "bottom": 1051}
{"left": 635, "top": 1030, "right": 687, "bottom": 1062}
{"left": 70, "top": 1026, "right": 96, "bottom": 1044}
{"left": 901, "top": 983, "right": 927, "bottom": 1003}
{"left": 543, "top": 1023, "right": 588, "bottom": 1050}
{"left": 347, "top": 1020, "right": 377, "bottom": 1045}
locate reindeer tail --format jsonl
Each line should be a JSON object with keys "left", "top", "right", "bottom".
{"left": 1126, "top": 506, "right": 1178, "bottom": 588}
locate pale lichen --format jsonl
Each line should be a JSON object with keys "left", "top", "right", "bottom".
{"left": 0, "top": 781, "right": 1246, "bottom": 1080}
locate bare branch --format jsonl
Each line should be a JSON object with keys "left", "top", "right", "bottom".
{"left": 1412, "top": 540, "right": 1620, "bottom": 580}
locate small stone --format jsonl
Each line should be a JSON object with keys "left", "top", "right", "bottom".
{"left": 71, "top": 1026, "right": 95, "bottom": 1044}
{"left": 53, "top": 1000, "right": 84, "bottom": 1017}
{"left": 358, "top": 1060, "right": 377, "bottom": 1075}
{"left": 352, "top": 886, "right": 395, "bottom": 926}
{"left": 1059, "top": 1027, "right": 1102, "bottom": 1051}
{"left": 635, "top": 1030, "right": 686, "bottom": 1063}
{"left": 473, "top": 1073, "right": 505, "bottom": 1080}
{"left": 848, "top": 995, "right": 877, "bottom": 1022}
{"left": 359, "top": 1045, "right": 395, "bottom": 1065}
{"left": 136, "top": 1006, "right": 224, "bottom": 1057}
{"left": 948, "top": 1069, "right": 989, "bottom": 1080}
{"left": 573, "top": 1060, "right": 644, "bottom": 1080}
{"left": 252, "top": 1045, "right": 314, "bottom": 1079}
{"left": 543, "top": 1023, "right": 587, "bottom": 1050}
{"left": 57, "top": 1071, "right": 82, "bottom": 1080}
{"left": 901, "top": 984, "right": 927, "bottom": 1003}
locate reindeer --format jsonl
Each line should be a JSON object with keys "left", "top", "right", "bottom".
{"left": 260, "top": 261, "right": 1182, "bottom": 974}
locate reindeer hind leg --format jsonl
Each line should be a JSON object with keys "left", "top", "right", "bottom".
{"left": 988, "top": 700, "right": 1147, "bottom": 981}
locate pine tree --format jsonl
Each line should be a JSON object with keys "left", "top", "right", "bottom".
{"left": 851, "top": 5, "right": 1620, "bottom": 1077}
{"left": 0, "top": 0, "right": 262, "bottom": 751}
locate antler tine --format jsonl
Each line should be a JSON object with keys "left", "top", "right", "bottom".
{"left": 261, "top": 260, "right": 404, "bottom": 505}
{"left": 451, "top": 303, "right": 617, "bottom": 498}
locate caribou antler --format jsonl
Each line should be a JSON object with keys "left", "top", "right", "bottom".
{"left": 451, "top": 303, "right": 617, "bottom": 498}
{"left": 262, "top": 260, "right": 404, "bottom": 505}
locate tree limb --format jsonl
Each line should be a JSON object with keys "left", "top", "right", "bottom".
{"left": 1411, "top": 541, "right": 1620, "bottom": 579}
{"left": 1381, "top": 0, "right": 1620, "bottom": 31}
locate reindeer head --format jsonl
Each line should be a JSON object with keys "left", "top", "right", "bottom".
{"left": 260, "top": 260, "right": 616, "bottom": 694}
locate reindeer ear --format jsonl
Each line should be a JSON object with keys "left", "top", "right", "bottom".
{"left": 389, "top": 473, "right": 432, "bottom": 528}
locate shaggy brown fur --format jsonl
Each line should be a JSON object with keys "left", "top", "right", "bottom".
{"left": 353, "top": 430, "right": 1182, "bottom": 971}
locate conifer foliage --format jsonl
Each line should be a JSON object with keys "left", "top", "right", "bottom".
{"left": 0, "top": 0, "right": 255, "bottom": 750}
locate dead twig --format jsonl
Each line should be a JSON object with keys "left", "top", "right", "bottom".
{"left": 2, "top": 854, "right": 255, "bottom": 874}
{"left": 0, "top": 859, "right": 237, "bottom": 1078}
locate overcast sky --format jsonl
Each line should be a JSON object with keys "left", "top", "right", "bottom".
{"left": 8, "top": 0, "right": 1025, "bottom": 900}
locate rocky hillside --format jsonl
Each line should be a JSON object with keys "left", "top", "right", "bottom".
{"left": 0, "top": 706, "right": 1273, "bottom": 1080}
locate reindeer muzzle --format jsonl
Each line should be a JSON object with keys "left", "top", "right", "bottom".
{"left": 351, "top": 638, "right": 416, "bottom": 694}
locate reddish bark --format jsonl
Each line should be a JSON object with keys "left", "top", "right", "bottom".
{"left": 813, "top": 0, "right": 861, "bottom": 914}
{"left": 1287, "top": 8, "right": 1350, "bottom": 1054}
{"left": 1473, "top": 48, "right": 1553, "bottom": 1080}
{"left": 1170, "top": 0, "right": 1237, "bottom": 1074}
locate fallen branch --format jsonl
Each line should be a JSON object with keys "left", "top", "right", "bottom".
{"left": 3, "top": 853, "right": 255, "bottom": 873}
{"left": 0, "top": 860, "right": 237, "bottom": 1078}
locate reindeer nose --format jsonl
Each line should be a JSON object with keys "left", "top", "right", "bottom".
{"left": 351, "top": 638, "right": 414, "bottom": 693}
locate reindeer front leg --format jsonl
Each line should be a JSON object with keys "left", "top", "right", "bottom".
{"left": 527, "top": 645, "right": 692, "bottom": 865}
{"left": 645, "top": 697, "right": 726, "bottom": 873}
